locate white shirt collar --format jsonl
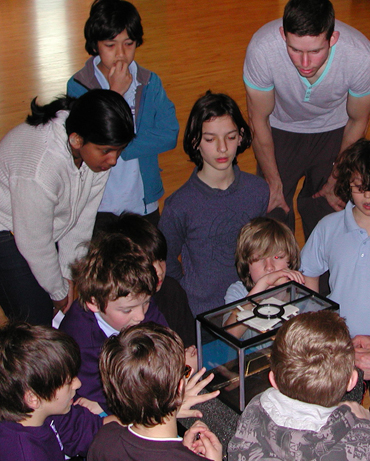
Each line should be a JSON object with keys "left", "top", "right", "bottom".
{"left": 127, "top": 424, "right": 183, "bottom": 442}
{"left": 94, "top": 311, "right": 119, "bottom": 338}
{"left": 261, "top": 387, "right": 337, "bottom": 431}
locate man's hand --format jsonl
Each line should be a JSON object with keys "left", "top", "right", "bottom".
{"left": 312, "top": 178, "right": 345, "bottom": 211}
{"left": 177, "top": 367, "right": 220, "bottom": 419}
{"left": 108, "top": 59, "right": 133, "bottom": 95}
{"left": 267, "top": 181, "right": 290, "bottom": 214}
{"left": 353, "top": 335, "right": 370, "bottom": 380}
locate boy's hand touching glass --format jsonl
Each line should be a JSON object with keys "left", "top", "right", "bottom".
{"left": 177, "top": 367, "right": 220, "bottom": 419}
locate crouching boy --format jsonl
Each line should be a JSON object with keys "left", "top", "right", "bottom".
{"left": 0, "top": 323, "right": 111, "bottom": 461}
{"left": 228, "top": 311, "right": 370, "bottom": 461}
{"left": 88, "top": 322, "right": 222, "bottom": 461}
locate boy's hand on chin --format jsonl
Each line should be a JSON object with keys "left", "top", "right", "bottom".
{"left": 177, "top": 368, "right": 219, "bottom": 419}
{"left": 109, "top": 59, "right": 133, "bottom": 95}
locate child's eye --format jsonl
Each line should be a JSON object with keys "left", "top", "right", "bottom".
{"left": 126, "top": 41, "right": 135, "bottom": 46}
{"left": 274, "top": 255, "right": 284, "bottom": 260}
{"left": 228, "top": 136, "right": 237, "bottom": 141}
{"left": 204, "top": 137, "right": 214, "bottom": 143}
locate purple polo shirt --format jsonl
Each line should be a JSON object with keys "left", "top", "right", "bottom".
{"left": 59, "top": 298, "right": 168, "bottom": 413}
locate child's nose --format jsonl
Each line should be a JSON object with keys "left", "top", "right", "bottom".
{"left": 264, "top": 257, "right": 275, "bottom": 272}
{"left": 134, "top": 306, "right": 146, "bottom": 322}
{"left": 107, "top": 152, "right": 118, "bottom": 167}
{"left": 217, "top": 139, "right": 227, "bottom": 153}
{"left": 116, "top": 43, "right": 126, "bottom": 57}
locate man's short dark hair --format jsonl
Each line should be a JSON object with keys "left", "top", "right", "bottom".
{"left": 283, "top": 0, "right": 335, "bottom": 40}
{"left": 0, "top": 323, "right": 80, "bottom": 422}
{"left": 84, "top": 0, "right": 143, "bottom": 56}
{"left": 270, "top": 311, "right": 354, "bottom": 407}
{"left": 100, "top": 322, "right": 185, "bottom": 426}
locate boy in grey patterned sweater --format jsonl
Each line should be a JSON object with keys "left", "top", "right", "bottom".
{"left": 228, "top": 311, "right": 370, "bottom": 461}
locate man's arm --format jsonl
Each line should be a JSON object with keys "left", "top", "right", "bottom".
{"left": 246, "top": 86, "right": 289, "bottom": 214}
{"left": 313, "top": 93, "right": 370, "bottom": 210}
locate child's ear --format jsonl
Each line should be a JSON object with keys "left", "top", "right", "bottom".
{"left": 238, "top": 128, "right": 244, "bottom": 146}
{"left": 347, "top": 369, "right": 359, "bottom": 392}
{"left": 269, "top": 370, "right": 279, "bottom": 390}
{"left": 177, "top": 377, "right": 185, "bottom": 396}
{"left": 24, "top": 390, "right": 41, "bottom": 410}
{"left": 85, "top": 298, "right": 100, "bottom": 313}
{"left": 69, "top": 133, "right": 84, "bottom": 150}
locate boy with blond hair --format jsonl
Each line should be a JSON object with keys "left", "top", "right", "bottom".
{"left": 228, "top": 311, "right": 370, "bottom": 461}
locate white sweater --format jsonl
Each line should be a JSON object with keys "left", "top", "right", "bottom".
{"left": 0, "top": 111, "right": 109, "bottom": 300}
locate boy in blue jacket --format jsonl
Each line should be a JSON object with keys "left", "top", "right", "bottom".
{"left": 67, "top": 0, "right": 179, "bottom": 227}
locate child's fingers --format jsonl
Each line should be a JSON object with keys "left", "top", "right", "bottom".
{"left": 199, "top": 431, "right": 223, "bottom": 461}
{"left": 185, "top": 345, "right": 197, "bottom": 357}
{"left": 190, "top": 420, "right": 209, "bottom": 431}
{"left": 187, "top": 366, "right": 206, "bottom": 386}
{"left": 193, "top": 389, "right": 220, "bottom": 404}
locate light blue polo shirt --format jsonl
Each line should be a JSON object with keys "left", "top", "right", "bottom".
{"left": 301, "top": 202, "right": 370, "bottom": 336}
{"left": 94, "top": 58, "right": 157, "bottom": 216}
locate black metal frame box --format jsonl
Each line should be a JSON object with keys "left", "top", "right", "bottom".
{"left": 196, "top": 281, "right": 339, "bottom": 413}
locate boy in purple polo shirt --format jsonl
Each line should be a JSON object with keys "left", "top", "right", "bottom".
{"left": 60, "top": 232, "right": 214, "bottom": 415}
{"left": 0, "top": 323, "right": 114, "bottom": 461}
{"left": 60, "top": 232, "right": 167, "bottom": 414}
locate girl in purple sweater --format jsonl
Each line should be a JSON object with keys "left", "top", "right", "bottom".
{"left": 159, "top": 91, "right": 269, "bottom": 316}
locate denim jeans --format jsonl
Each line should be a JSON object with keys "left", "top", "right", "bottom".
{"left": 0, "top": 231, "right": 53, "bottom": 325}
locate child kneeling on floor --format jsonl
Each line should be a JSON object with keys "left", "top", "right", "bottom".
{"left": 228, "top": 311, "right": 370, "bottom": 461}
{"left": 88, "top": 322, "right": 222, "bottom": 461}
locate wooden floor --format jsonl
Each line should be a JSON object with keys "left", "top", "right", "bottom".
{"left": 1, "top": 0, "right": 370, "bottom": 247}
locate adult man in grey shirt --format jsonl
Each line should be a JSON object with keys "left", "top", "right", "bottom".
{"left": 244, "top": 0, "right": 370, "bottom": 238}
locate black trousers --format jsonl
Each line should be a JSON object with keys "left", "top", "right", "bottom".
{"left": 260, "top": 126, "right": 345, "bottom": 240}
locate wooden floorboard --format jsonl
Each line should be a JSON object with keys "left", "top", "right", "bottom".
{"left": 1, "top": 0, "right": 370, "bottom": 248}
